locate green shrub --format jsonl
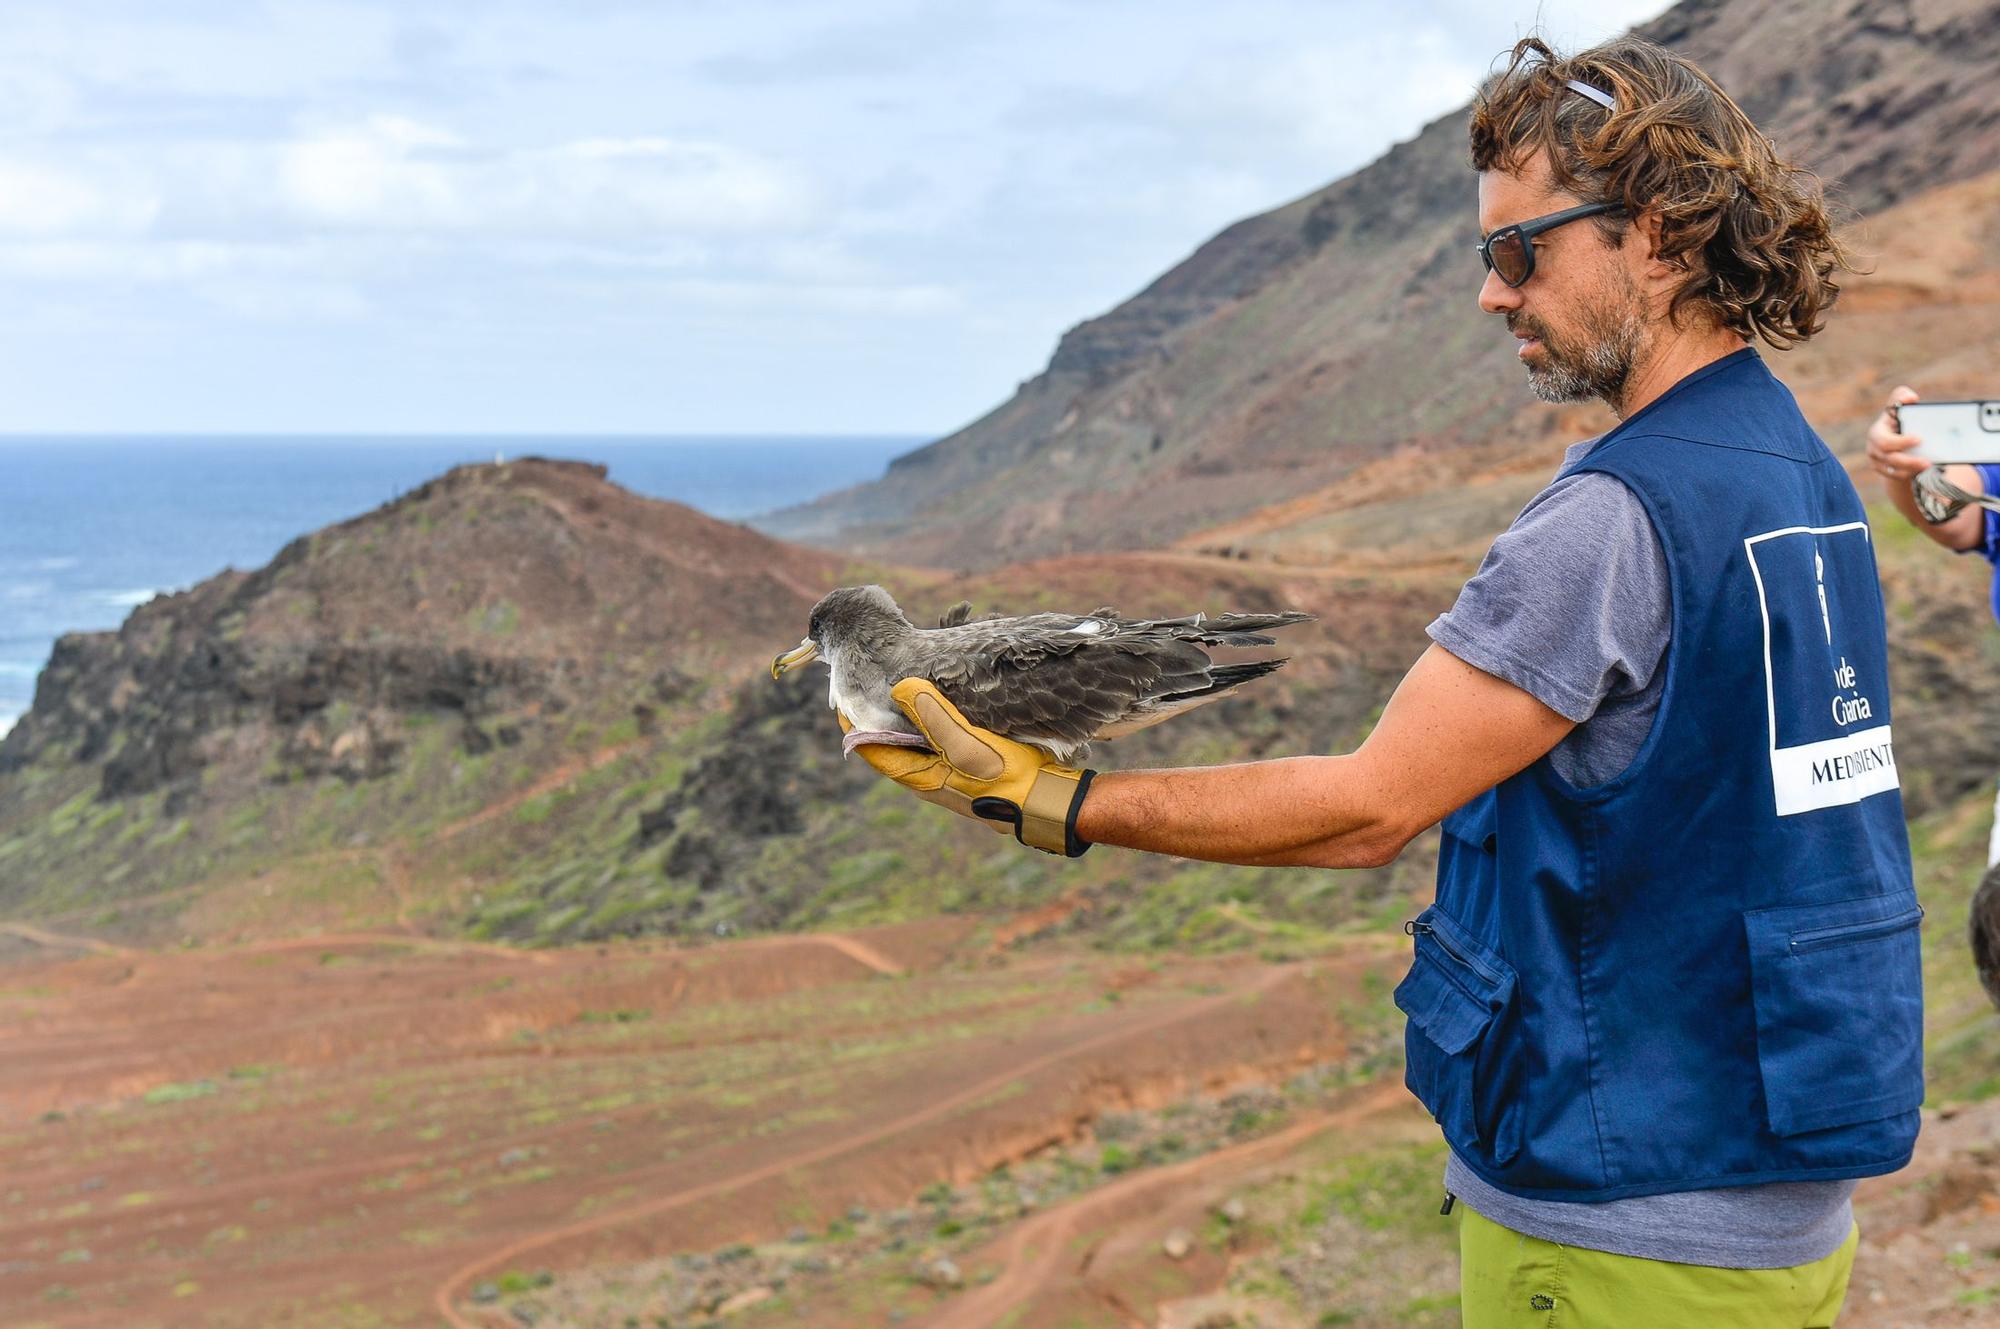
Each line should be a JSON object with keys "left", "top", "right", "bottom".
{"left": 145, "top": 1080, "right": 219, "bottom": 1105}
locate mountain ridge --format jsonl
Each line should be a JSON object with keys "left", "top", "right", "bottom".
{"left": 755, "top": 0, "right": 2000, "bottom": 566}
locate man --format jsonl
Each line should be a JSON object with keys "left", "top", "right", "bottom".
{"left": 855, "top": 34, "right": 1920, "bottom": 1328}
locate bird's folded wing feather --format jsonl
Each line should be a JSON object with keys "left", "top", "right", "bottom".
{"left": 927, "top": 617, "right": 1215, "bottom": 749}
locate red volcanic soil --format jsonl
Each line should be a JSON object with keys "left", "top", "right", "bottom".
{"left": 0, "top": 921, "right": 1396, "bottom": 1328}
{"left": 906, "top": 1079, "right": 1428, "bottom": 1329}
{"left": 1843, "top": 1097, "right": 2000, "bottom": 1328}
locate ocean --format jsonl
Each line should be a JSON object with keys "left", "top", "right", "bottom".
{"left": 0, "top": 435, "right": 920, "bottom": 740}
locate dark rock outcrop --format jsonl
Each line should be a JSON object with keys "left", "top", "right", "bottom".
{"left": 636, "top": 671, "right": 875, "bottom": 894}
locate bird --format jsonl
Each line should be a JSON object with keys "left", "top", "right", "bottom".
{"left": 770, "top": 584, "right": 1313, "bottom": 763}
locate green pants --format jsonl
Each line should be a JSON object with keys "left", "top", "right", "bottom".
{"left": 1460, "top": 1203, "right": 1859, "bottom": 1328}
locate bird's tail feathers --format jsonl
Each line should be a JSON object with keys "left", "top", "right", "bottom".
{"left": 1094, "top": 661, "right": 1286, "bottom": 739}
{"left": 1159, "top": 657, "right": 1288, "bottom": 700}
{"left": 1199, "top": 611, "right": 1314, "bottom": 644}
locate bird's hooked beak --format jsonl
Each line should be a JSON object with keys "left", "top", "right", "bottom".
{"left": 771, "top": 637, "right": 821, "bottom": 680}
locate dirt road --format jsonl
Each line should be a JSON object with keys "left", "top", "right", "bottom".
{"left": 0, "top": 919, "right": 1378, "bottom": 1329}
{"left": 918, "top": 1079, "right": 1415, "bottom": 1329}
{"left": 431, "top": 962, "right": 1312, "bottom": 1327}
{"left": 0, "top": 921, "right": 136, "bottom": 957}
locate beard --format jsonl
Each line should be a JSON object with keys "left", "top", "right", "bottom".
{"left": 1510, "top": 283, "right": 1647, "bottom": 407}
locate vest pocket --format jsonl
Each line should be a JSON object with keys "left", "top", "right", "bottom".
{"left": 1395, "top": 905, "right": 1521, "bottom": 1165}
{"left": 1743, "top": 892, "right": 1925, "bottom": 1137}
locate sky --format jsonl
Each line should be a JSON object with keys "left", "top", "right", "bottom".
{"left": 0, "top": 0, "right": 1667, "bottom": 436}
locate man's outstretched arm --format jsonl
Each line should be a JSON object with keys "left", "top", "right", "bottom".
{"left": 1074, "top": 643, "right": 1575, "bottom": 868}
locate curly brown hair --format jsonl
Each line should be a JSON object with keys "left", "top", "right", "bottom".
{"left": 1468, "top": 35, "right": 1855, "bottom": 349}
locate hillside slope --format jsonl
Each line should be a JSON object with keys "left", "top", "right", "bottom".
{"left": 2, "top": 458, "right": 844, "bottom": 803}
{"left": 0, "top": 457, "right": 1447, "bottom": 950}
{"left": 0, "top": 459, "right": 857, "bottom": 924}
{"left": 756, "top": 0, "right": 2000, "bottom": 566}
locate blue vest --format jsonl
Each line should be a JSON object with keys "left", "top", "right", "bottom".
{"left": 1972, "top": 463, "right": 2000, "bottom": 625}
{"left": 1398, "top": 348, "right": 1924, "bottom": 1202}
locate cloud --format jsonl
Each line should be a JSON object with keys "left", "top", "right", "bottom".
{"left": 0, "top": 0, "right": 1680, "bottom": 432}
{"left": 0, "top": 240, "right": 257, "bottom": 281}
{"left": 692, "top": 13, "right": 985, "bottom": 86}
{"left": 0, "top": 113, "right": 824, "bottom": 292}
{"left": 0, "top": 104, "right": 938, "bottom": 334}
{"left": 278, "top": 116, "right": 468, "bottom": 226}
{"left": 391, "top": 21, "right": 456, "bottom": 73}
{"left": 0, "top": 237, "right": 370, "bottom": 323}
{"left": 269, "top": 116, "right": 818, "bottom": 237}
{"left": 198, "top": 278, "right": 371, "bottom": 321}
{"left": 0, "top": 61, "right": 80, "bottom": 136}
{"left": 0, "top": 159, "right": 158, "bottom": 236}
{"left": 1003, "top": 28, "right": 1482, "bottom": 182}
{"left": 530, "top": 137, "right": 810, "bottom": 235}
{"left": 654, "top": 277, "right": 958, "bottom": 316}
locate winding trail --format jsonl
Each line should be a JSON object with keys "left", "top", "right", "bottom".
{"left": 218, "top": 929, "right": 558, "bottom": 964}
{"left": 432, "top": 739, "right": 647, "bottom": 843}
{"left": 919, "top": 1077, "right": 1413, "bottom": 1328}
{"left": 721, "top": 930, "right": 905, "bottom": 977}
{"left": 431, "top": 964, "right": 1299, "bottom": 1327}
{"left": 0, "top": 921, "right": 137, "bottom": 957}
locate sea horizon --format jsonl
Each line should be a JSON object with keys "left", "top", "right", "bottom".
{"left": 0, "top": 433, "right": 925, "bottom": 740}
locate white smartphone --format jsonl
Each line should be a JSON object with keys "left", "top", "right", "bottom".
{"left": 1898, "top": 400, "right": 2000, "bottom": 464}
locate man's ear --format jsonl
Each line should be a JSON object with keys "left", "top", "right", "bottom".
{"left": 1628, "top": 206, "right": 1696, "bottom": 318}
{"left": 1634, "top": 208, "right": 1672, "bottom": 272}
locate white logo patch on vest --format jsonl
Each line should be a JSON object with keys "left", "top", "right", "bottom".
{"left": 1744, "top": 522, "right": 1898, "bottom": 816}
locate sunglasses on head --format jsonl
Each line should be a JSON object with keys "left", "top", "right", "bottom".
{"left": 1474, "top": 200, "right": 1623, "bottom": 288}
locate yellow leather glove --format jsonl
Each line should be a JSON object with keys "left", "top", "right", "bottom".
{"left": 842, "top": 678, "right": 1096, "bottom": 857}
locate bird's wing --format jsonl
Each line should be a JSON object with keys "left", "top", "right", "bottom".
{"left": 908, "top": 607, "right": 1310, "bottom": 749}
{"left": 947, "top": 647, "right": 1167, "bottom": 749}
{"left": 925, "top": 614, "right": 1216, "bottom": 749}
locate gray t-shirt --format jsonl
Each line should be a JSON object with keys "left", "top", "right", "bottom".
{"left": 1421, "top": 439, "right": 1856, "bottom": 1269}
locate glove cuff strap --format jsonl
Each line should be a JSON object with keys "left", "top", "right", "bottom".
{"left": 1020, "top": 766, "right": 1095, "bottom": 857}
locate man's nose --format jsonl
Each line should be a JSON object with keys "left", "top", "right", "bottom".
{"left": 1478, "top": 267, "right": 1523, "bottom": 315}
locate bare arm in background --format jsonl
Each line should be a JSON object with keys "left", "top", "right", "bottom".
{"left": 1868, "top": 384, "right": 1987, "bottom": 552}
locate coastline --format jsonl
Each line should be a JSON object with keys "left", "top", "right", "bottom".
{"left": 0, "top": 434, "right": 919, "bottom": 738}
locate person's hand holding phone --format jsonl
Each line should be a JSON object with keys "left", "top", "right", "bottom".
{"left": 1867, "top": 385, "right": 1926, "bottom": 482}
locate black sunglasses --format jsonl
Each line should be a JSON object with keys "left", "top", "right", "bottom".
{"left": 1474, "top": 201, "right": 1623, "bottom": 288}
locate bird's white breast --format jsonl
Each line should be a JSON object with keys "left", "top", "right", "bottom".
{"left": 826, "top": 658, "right": 911, "bottom": 734}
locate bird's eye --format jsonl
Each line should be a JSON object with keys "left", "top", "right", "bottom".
{"left": 808, "top": 616, "right": 821, "bottom": 639}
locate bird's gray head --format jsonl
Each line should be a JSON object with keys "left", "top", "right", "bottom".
{"left": 770, "top": 584, "right": 914, "bottom": 680}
